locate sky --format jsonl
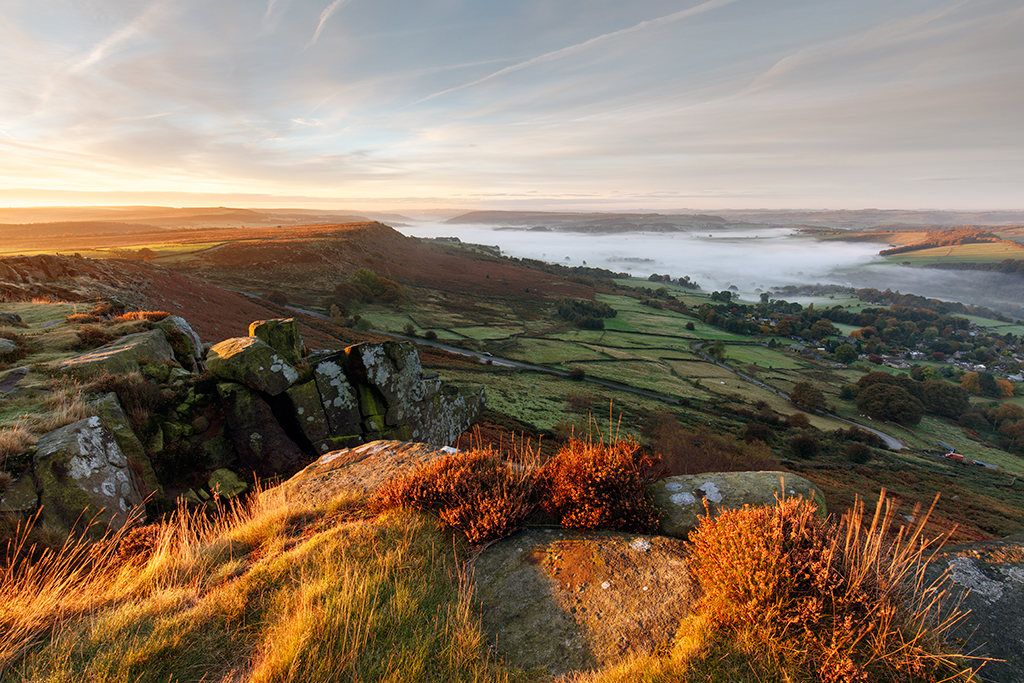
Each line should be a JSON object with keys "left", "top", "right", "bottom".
{"left": 1, "top": 0, "right": 1022, "bottom": 210}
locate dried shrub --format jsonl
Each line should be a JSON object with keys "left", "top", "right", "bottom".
{"left": 785, "top": 412, "right": 812, "bottom": 429}
{"left": 0, "top": 471, "right": 11, "bottom": 494}
{"left": 533, "top": 437, "right": 660, "bottom": 532}
{"left": 690, "top": 492, "right": 974, "bottom": 683}
{"left": 72, "top": 326, "right": 117, "bottom": 350}
{"left": 82, "top": 371, "right": 167, "bottom": 430}
{"left": 65, "top": 314, "right": 100, "bottom": 324}
{"left": 843, "top": 443, "right": 873, "bottom": 464}
{"left": 87, "top": 302, "right": 121, "bottom": 318}
{"left": 115, "top": 311, "right": 170, "bottom": 322}
{"left": 565, "top": 389, "right": 595, "bottom": 414}
{"left": 647, "top": 413, "right": 777, "bottom": 475}
{"left": 372, "top": 448, "right": 534, "bottom": 544}
{"left": 112, "top": 524, "right": 162, "bottom": 566}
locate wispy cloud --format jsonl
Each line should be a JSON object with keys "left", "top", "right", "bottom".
{"left": 70, "top": 0, "right": 171, "bottom": 74}
{"left": 415, "top": 0, "right": 741, "bottom": 104}
{"left": 308, "top": 0, "right": 353, "bottom": 47}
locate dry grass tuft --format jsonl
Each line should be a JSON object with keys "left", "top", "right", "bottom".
{"left": 64, "top": 313, "right": 100, "bottom": 325}
{"left": 28, "top": 378, "right": 87, "bottom": 433}
{"left": 0, "top": 425, "right": 37, "bottom": 459}
{"left": 689, "top": 490, "right": 976, "bottom": 682}
{"left": 1, "top": 485, "right": 508, "bottom": 683}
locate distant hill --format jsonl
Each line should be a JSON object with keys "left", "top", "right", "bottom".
{"left": 446, "top": 210, "right": 731, "bottom": 233}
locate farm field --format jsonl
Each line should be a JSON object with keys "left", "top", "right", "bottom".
{"left": 885, "top": 241, "right": 1024, "bottom": 264}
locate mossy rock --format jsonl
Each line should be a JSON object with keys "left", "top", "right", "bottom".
{"left": 206, "top": 337, "right": 298, "bottom": 396}
{"left": 249, "top": 318, "right": 303, "bottom": 365}
{"left": 60, "top": 329, "right": 175, "bottom": 377}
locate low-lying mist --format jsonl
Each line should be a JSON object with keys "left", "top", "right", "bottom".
{"left": 397, "top": 222, "right": 1023, "bottom": 318}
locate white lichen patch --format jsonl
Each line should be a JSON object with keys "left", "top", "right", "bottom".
{"left": 665, "top": 482, "right": 683, "bottom": 492}
{"left": 670, "top": 492, "right": 697, "bottom": 506}
{"left": 947, "top": 556, "right": 1005, "bottom": 602}
{"left": 699, "top": 482, "right": 723, "bottom": 504}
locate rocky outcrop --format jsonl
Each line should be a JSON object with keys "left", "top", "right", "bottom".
{"left": 33, "top": 416, "right": 146, "bottom": 535}
{"left": 0, "top": 473, "right": 38, "bottom": 514}
{"left": 205, "top": 337, "right": 299, "bottom": 396}
{"left": 249, "top": 318, "right": 303, "bottom": 365}
{"left": 924, "top": 536, "right": 1024, "bottom": 683}
{"left": 8, "top": 313, "right": 483, "bottom": 537}
{"left": 649, "top": 470, "right": 826, "bottom": 539}
{"left": 217, "top": 382, "right": 305, "bottom": 476}
{"left": 205, "top": 327, "right": 485, "bottom": 456}
{"left": 59, "top": 329, "right": 177, "bottom": 376}
{"left": 0, "top": 366, "right": 29, "bottom": 397}
{"left": 274, "top": 440, "right": 456, "bottom": 504}
{"left": 87, "top": 392, "right": 163, "bottom": 497}
{"left": 472, "top": 528, "right": 694, "bottom": 676}
{"left": 155, "top": 315, "right": 204, "bottom": 369}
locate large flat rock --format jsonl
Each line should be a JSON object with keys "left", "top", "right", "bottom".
{"left": 924, "top": 536, "right": 1024, "bottom": 683}
{"left": 59, "top": 329, "right": 176, "bottom": 377}
{"left": 472, "top": 528, "right": 693, "bottom": 676}
{"left": 649, "top": 470, "right": 826, "bottom": 539}
{"left": 273, "top": 440, "right": 454, "bottom": 504}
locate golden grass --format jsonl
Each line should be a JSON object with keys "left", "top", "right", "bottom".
{"left": 27, "top": 379, "right": 87, "bottom": 433}
{"left": 0, "top": 425, "right": 37, "bottom": 459}
{"left": 1, "top": 486, "right": 514, "bottom": 683}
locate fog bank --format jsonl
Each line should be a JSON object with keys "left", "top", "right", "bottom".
{"left": 396, "top": 222, "right": 1023, "bottom": 317}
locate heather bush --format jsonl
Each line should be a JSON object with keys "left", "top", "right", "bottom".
{"left": 372, "top": 448, "right": 534, "bottom": 544}
{"left": 647, "top": 413, "right": 777, "bottom": 475}
{"left": 72, "top": 325, "right": 117, "bottom": 350}
{"left": 690, "top": 492, "right": 973, "bottom": 682}
{"left": 789, "top": 433, "right": 821, "bottom": 459}
{"left": 115, "top": 310, "right": 170, "bottom": 322}
{"left": 534, "top": 437, "right": 660, "bottom": 531}
{"left": 843, "top": 443, "right": 873, "bottom": 464}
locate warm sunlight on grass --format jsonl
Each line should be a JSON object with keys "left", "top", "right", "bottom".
{"left": 1, "top": 486, "right": 512, "bottom": 683}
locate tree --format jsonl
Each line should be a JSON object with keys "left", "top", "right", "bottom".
{"left": 707, "top": 341, "right": 726, "bottom": 362}
{"left": 856, "top": 384, "right": 924, "bottom": 425}
{"left": 790, "top": 381, "right": 826, "bottom": 412}
{"left": 810, "top": 319, "right": 837, "bottom": 339}
{"left": 918, "top": 380, "right": 969, "bottom": 420}
{"left": 834, "top": 343, "right": 857, "bottom": 364}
